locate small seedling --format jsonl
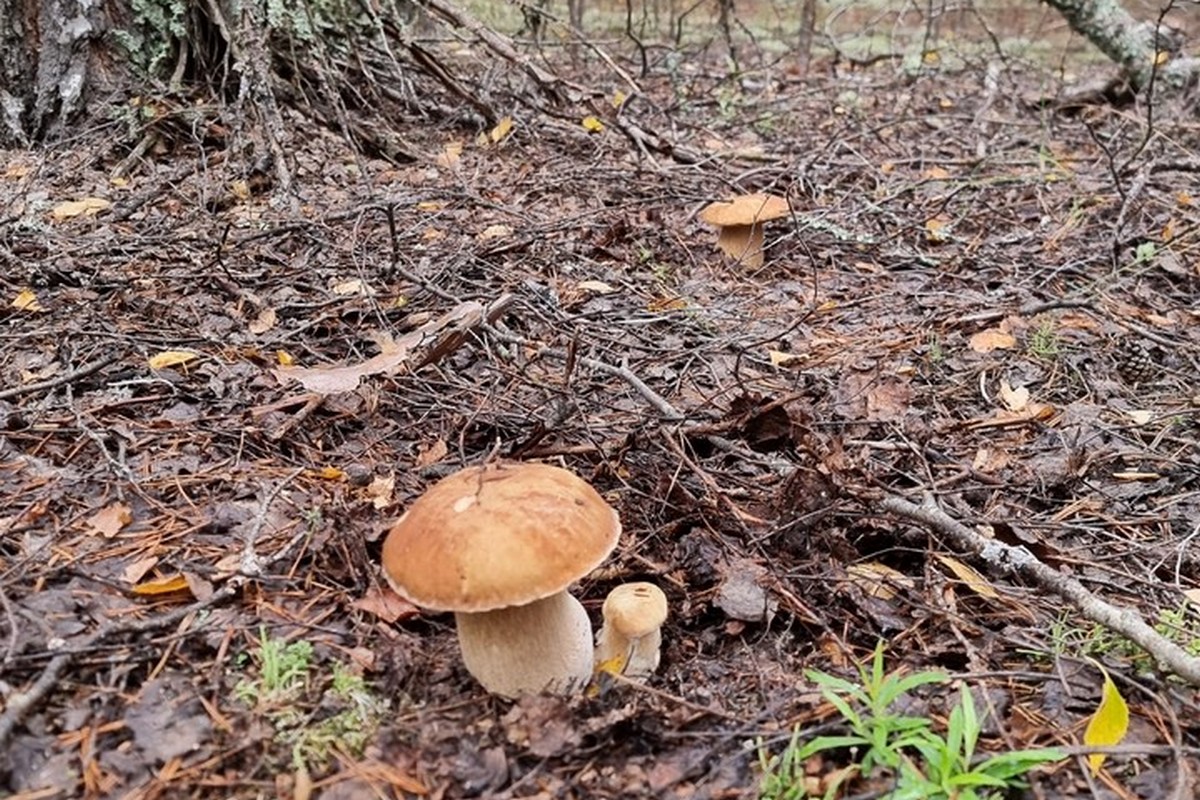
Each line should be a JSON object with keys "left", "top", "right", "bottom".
{"left": 1027, "top": 319, "right": 1059, "bottom": 359}
{"left": 758, "top": 643, "right": 1063, "bottom": 800}
{"left": 235, "top": 627, "right": 313, "bottom": 706}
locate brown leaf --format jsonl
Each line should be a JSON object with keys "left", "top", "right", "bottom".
{"left": 864, "top": 379, "right": 913, "bottom": 423}
{"left": 969, "top": 329, "right": 1017, "bottom": 352}
{"left": 352, "top": 586, "right": 420, "bottom": 623}
{"left": 122, "top": 555, "right": 160, "bottom": 584}
{"left": 414, "top": 439, "right": 448, "bottom": 469}
{"left": 86, "top": 502, "right": 133, "bottom": 538}
{"left": 131, "top": 574, "right": 191, "bottom": 597}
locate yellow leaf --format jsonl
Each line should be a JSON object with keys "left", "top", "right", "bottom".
{"left": 581, "top": 115, "right": 605, "bottom": 132}
{"left": 1162, "top": 219, "right": 1175, "bottom": 242}
{"left": 1083, "top": 663, "right": 1129, "bottom": 774}
{"left": 611, "top": 89, "right": 626, "bottom": 108}
{"left": 12, "top": 288, "right": 44, "bottom": 312}
{"left": 131, "top": 574, "right": 191, "bottom": 597}
{"left": 489, "top": 116, "right": 514, "bottom": 143}
{"left": 1154, "top": 50, "right": 1169, "bottom": 66}
{"left": 147, "top": 350, "right": 200, "bottom": 370}
{"left": 1177, "top": 191, "right": 1193, "bottom": 207}
{"left": 923, "top": 49, "right": 940, "bottom": 64}
{"left": 935, "top": 555, "right": 999, "bottom": 599}
{"left": 276, "top": 350, "right": 295, "bottom": 366}
{"left": 311, "top": 466, "right": 345, "bottom": 480}
{"left": 230, "top": 180, "right": 251, "bottom": 201}
{"left": 50, "top": 197, "right": 112, "bottom": 220}
{"left": 924, "top": 216, "right": 951, "bottom": 242}
{"left": 969, "top": 329, "right": 1017, "bottom": 353}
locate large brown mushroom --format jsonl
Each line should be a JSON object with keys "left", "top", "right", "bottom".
{"left": 698, "top": 192, "right": 790, "bottom": 269}
{"left": 381, "top": 462, "right": 620, "bottom": 698}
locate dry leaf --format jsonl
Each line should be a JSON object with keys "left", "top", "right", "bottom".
{"left": 577, "top": 280, "right": 616, "bottom": 294}
{"left": 478, "top": 224, "right": 512, "bottom": 240}
{"left": 846, "top": 562, "right": 913, "bottom": 600}
{"left": 272, "top": 301, "right": 484, "bottom": 395}
{"left": 12, "top": 288, "right": 44, "bottom": 312}
{"left": 148, "top": 351, "right": 200, "bottom": 370}
{"left": 865, "top": 380, "right": 913, "bottom": 423}
{"left": 1125, "top": 409, "right": 1154, "bottom": 425}
{"left": 969, "top": 329, "right": 1017, "bottom": 352}
{"left": 999, "top": 380, "right": 1030, "bottom": 412}
{"left": 352, "top": 586, "right": 421, "bottom": 623}
{"left": 416, "top": 200, "right": 447, "bottom": 211}
{"left": 183, "top": 572, "right": 214, "bottom": 601}
{"left": 248, "top": 307, "right": 277, "bottom": 334}
{"left": 86, "top": 503, "right": 133, "bottom": 538}
{"left": 924, "top": 216, "right": 951, "bottom": 242}
{"left": 332, "top": 279, "right": 373, "bottom": 296}
{"left": 364, "top": 474, "right": 395, "bottom": 509}
{"left": 415, "top": 439, "right": 448, "bottom": 469}
{"left": 310, "top": 466, "right": 345, "bottom": 480}
{"left": 647, "top": 296, "right": 688, "bottom": 313}
{"left": 435, "top": 141, "right": 463, "bottom": 168}
{"left": 923, "top": 166, "right": 952, "bottom": 180}
{"left": 1183, "top": 588, "right": 1200, "bottom": 607}
{"left": 50, "top": 197, "right": 111, "bottom": 220}
{"left": 935, "top": 555, "right": 999, "bottom": 599}
{"left": 581, "top": 115, "right": 605, "bottom": 132}
{"left": 276, "top": 350, "right": 295, "bottom": 367}
{"left": 489, "top": 116, "right": 514, "bottom": 143}
{"left": 131, "top": 574, "right": 191, "bottom": 597}
{"left": 123, "top": 555, "right": 160, "bottom": 584}
{"left": 768, "top": 349, "right": 803, "bottom": 367}
{"left": 611, "top": 89, "right": 626, "bottom": 108}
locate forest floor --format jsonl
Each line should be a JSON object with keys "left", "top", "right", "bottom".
{"left": 2, "top": 4, "right": 1200, "bottom": 799}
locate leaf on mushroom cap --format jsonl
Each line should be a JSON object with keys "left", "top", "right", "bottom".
{"left": 698, "top": 193, "right": 790, "bottom": 227}
{"left": 382, "top": 462, "right": 620, "bottom": 613}
{"left": 602, "top": 582, "right": 668, "bottom": 638}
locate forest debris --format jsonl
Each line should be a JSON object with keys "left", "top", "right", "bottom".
{"left": 85, "top": 503, "right": 132, "bottom": 538}
{"left": 714, "top": 559, "right": 772, "bottom": 622}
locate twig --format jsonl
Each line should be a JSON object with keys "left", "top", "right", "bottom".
{"left": 0, "top": 583, "right": 18, "bottom": 666}
{"left": 880, "top": 493, "right": 1200, "bottom": 686}
{"left": 0, "top": 355, "right": 118, "bottom": 401}
{"left": 240, "top": 469, "right": 304, "bottom": 577}
{"left": 0, "top": 471, "right": 308, "bottom": 753}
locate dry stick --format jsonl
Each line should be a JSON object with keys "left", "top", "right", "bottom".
{"left": 881, "top": 493, "right": 1200, "bottom": 686}
{"left": 0, "top": 471, "right": 307, "bottom": 753}
{"left": 0, "top": 355, "right": 119, "bottom": 401}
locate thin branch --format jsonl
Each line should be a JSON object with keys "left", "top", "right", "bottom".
{"left": 880, "top": 493, "right": 1200, "bottom": 686}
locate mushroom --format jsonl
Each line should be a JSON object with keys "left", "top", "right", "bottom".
{"left": 594, "top": 582, "right": 668, "bottom": 680}
{"left": 698, "top": 192, "right": 790, "bottom": 269}
{"left": 381, "top": 462, "right": 620, "bottom": 698}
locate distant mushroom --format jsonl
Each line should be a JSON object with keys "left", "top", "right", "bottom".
{"left": 698, "top": 192, "right": 790, "bottom": 269}
{"left": 381, "top": 462, "right": 620, "bottom": 698}
{"left": 594, "top": 582, "right": 668, "bottom": 680}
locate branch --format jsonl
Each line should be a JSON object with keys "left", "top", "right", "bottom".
{"left": 880, "top": 493, "right": 1200, "bottom": 686}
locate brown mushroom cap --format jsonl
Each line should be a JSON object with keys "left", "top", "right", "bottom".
{"left": 698, "top": 193, "right": 790, "bottom": 227}
{"left": 382, "top": 462, "right": 620, "bottom": 613}
{"left": 602, "top": 582, "right": 668, "bottom": 638}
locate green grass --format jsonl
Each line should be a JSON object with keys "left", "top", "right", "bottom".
{"left": 758, "top": 643, "right": 1063, "bottom": 800}
{"left": 235, "top": 628, "right": 388, "bottom": 771}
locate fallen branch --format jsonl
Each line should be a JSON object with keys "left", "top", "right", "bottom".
{"left": 881, "top": 493, "right": 1200, "bottom": 686}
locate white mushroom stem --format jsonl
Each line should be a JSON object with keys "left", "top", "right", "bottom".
{"left": 455, "top": 591, "right": 594, "bottom": 698}
{"left": 715, "top": 223, "right": 767, "bottom": 268}
{"left": 595, "top": 622, "right": 662, "bottom": 679}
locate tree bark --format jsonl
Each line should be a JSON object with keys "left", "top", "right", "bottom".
{"left": 1044, "top": 0, "right": 1199, "bottom": 91}
{"left": 0, "top": 0, "right": 109, "bottom": 147}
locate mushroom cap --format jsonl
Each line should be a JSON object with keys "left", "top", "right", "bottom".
{"left": 382, "top": 462, "right": 620, "bottom": 613}
{"left": 602, "top": 582, "right": 668, "bottom": 638}
{"left": 698, "top": 193, "right": 790, "bottom": 227}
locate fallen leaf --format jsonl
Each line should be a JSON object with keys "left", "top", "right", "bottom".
{"left": 935, "top": 555, "right": 999, "bottom": 599}
{"left": 414, "top": 439, "right": 448, "bottom": 469}
{"left": 769, "top": 349, "right": 803, "bottom": 367}
{"left": 924, "top": 216, "right": 951, "bottom": 242}
{"left": 310, "top": 466, "right": 345, "bottom": 480}
{"left": 1083, "top": 663, "right": 1129, "bottom": 774}
{"left": 416, "top": 200, "right": 447, "bottom": 211}
{"left": 364, "top": 474, "right": 395, "bottom": 509}
{"left": 86, "top": 503, "right": 133, "bottom": 538}
{"left": 581, "top": 115, "right": 604, "bottom": 132}
{"left": 1125, "top": 409, "right": 1154, "bottom": 426}
{"left": 923, "top": 166, "right": 952, "bottom": 180}
{"left": 352, "top": 586, "right": 420, "bottom": 623}
{"left": 489, "top": 116, "right": 514, "bottom": 143}
{"left": 647, "top": 296, "right": 688, "bottom": 312}
{"left": 131, "top": 574, "right": 191, "bottom": 596}
{"left": 969, "top": 329, "right": 1017, "bottom": 352}
{"left": 11, "top": 288, "right": 44, "bottom": 312}
{"left": 846, "top": 562, "right": 913, "bottom": 600}
{"left": 999, "top": 380, "right": 1030, "bottom": 412}
{"left": 276, "top": 350, "right": 295, "bottom": 367}
{"left": 577, "top": 280, "right": 616, "bottom": 294}
{"left": 435, "top": 140, "right": 463, "bottom": 168}
{"left": 148, "top": 351, "right": 200, "bottom": 370}
{"left": 865, "top": 379, "right": 913, "bottom": 423}
{"left": 273, "top": 300, "right": 485, "bottom": 395}
{"left": 50, "top": 197, "right": 111, "bottom": 220}
{"left": 183, "top": 572, "right": 214, "bottom": 601}
{"left": 248, "top": 307, "right": 277, "bottom": 334}
{"left": 123, "top": 555, "right": 160, "bottom": 584}
{"left": 1184, "top": 588, "right": 1200, "bottom": 607}
{"left": 611, "top": 89, "right": 626, "bottom": 108}
{"left": 332, "top": 278, "right": 373, "bottom": 296}
{"left": 478, "top": 224, "right": 512, "bottom": 240}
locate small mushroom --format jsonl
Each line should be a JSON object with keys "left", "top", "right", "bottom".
{"left": 381, "top": 462, "right": 620, "bottom": 698}
{"left": 595, "top": 582, "right": 668, "bottom": 680}
{"left": 698, "top": 192, "right": 790, "bottom": 269}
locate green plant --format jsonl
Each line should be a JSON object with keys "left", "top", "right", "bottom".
{"left": 1131, "top": 241, "right": 1157, "bottom": 267}
{"left": 1027, "top": 318, "right": 1060, "bottom": 359}
{"left": 235, "top": 630, "right": 387, "bottom": 771}
{"left": 758, "top": 644, "right": 1063, "bottom": 800}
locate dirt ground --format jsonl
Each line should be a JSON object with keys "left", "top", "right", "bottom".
{"left": 2, "top": 4, "right": 1200, "bottom": 799}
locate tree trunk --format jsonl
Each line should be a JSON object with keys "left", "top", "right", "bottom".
{"left": 0, "top": 0, "right": 111, "bottom": 147}
{"left": 1044, "top": 0, "right": 1199, "bottom": 91}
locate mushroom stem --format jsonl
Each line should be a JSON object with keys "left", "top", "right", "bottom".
{"left": 455, "top": 591, "right": 594, "bottom": 698}
{"left": 715, "top": 223, "right": 767, "bottom": 268}
{"left": 595, "top": 624, "right": 662, "bottom": 679}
